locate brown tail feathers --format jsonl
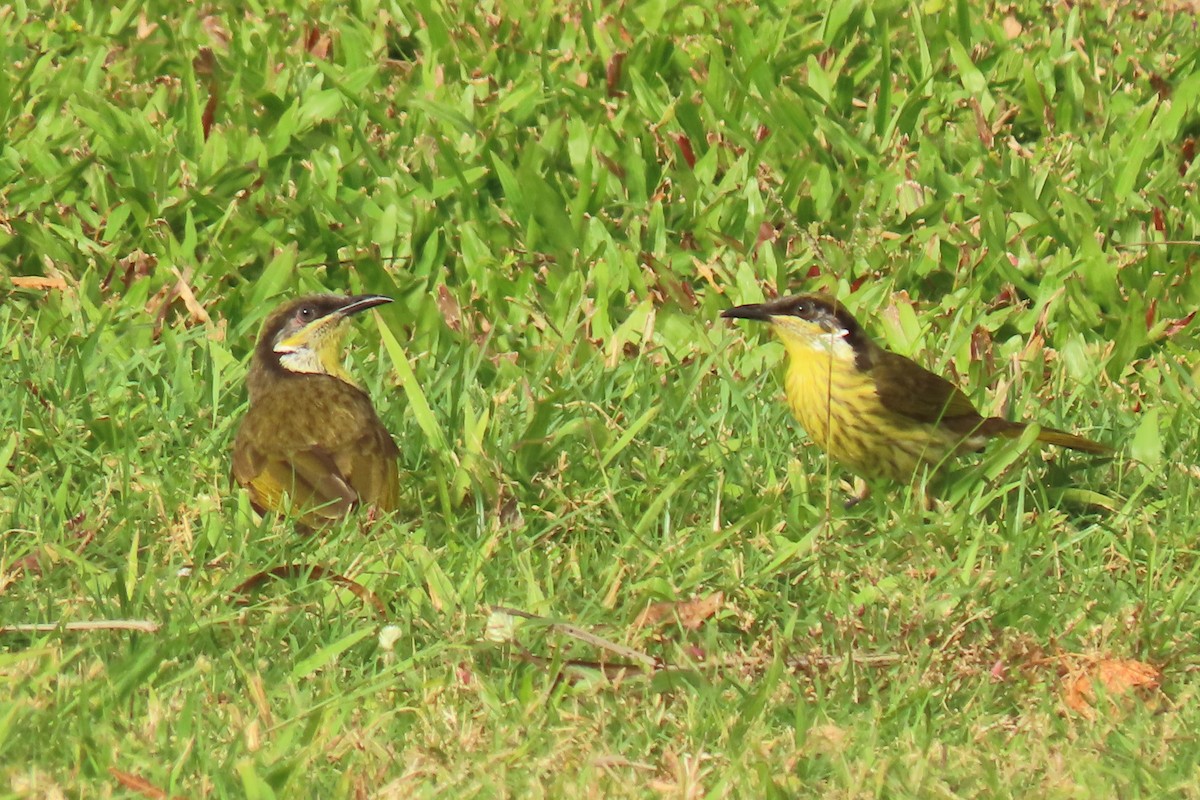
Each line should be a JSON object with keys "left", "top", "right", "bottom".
{"left": 979, "top": 418, "right": 1113, "bottom": 455}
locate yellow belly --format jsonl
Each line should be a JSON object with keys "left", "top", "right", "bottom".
{"left": 782, "top": 343, "right": 961, "bottom": 483}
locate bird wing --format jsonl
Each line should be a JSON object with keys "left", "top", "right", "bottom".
{"left": 333, "top": 423, "right": 401, "bottom": 513}
{"left": 232, "top": 377, "right": 400, "bottom": 520}
{"left": 870, "top": 350, "right": 982, "bottom": 429}
{"left": 232, "top": 428, "right": 357, "bottom": 520}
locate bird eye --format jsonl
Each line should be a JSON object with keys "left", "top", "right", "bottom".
{"left": 298, "top": 306, "right": 314, "bottom": 320}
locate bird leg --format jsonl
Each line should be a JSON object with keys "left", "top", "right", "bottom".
{"left": 360, "top": 503, "right": 382, "bottom": 532}
{"left": 912, "top": 482, "right": 938, "bottom": 513}
{"left": 842, "top": 477, "right": 871, "bottom": 509}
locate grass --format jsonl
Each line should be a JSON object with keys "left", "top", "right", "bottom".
{"left": 2, "top": 0, "right": 1199, "bottom": 796}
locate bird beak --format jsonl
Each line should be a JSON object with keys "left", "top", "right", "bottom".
{"left": 337, "top": 294, "right": 393, "bottom": 317}
{"left": 721, "top": 302, "right": 773, "bottom": 322}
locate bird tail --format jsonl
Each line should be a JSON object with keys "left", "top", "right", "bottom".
{"left": 981, "top": 418, "right": 1113, "bottom": 455}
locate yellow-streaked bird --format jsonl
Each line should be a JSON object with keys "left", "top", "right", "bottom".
{"left": 722, "top": 293, "right": 1110, "bottom": 490}
{"left": 232, "top": 294, "right": 400, "bottom": 526}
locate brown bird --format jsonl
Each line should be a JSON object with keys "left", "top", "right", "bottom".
{"left": 232, "top": 294, "right": 400, "bottom": 527}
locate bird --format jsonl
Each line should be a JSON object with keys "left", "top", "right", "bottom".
{"left": 721, "top": 293, "right": 1110, "bottom": 493}
{"left": 232, "top": 294, "right": 400, "bottom": 527}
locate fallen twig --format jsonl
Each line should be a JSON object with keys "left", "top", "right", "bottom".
{"left": 489, "top": 606, "right": 662, "bottom": 671}
{"left": 231, "top": 563, "right": 387, "bottom": 617}
{"left": 0, "top": 619, "right": 160, "bottom": 635}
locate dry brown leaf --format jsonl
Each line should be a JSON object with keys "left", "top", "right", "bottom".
{"left": 969, "top": 325, "right": 995, "bottom": 376}
{"left": 436, "top": 284, "right": 462, "bottom": 332}
{"left": 193, "top": 46, "right": 216, "bottom": 77}
{"left": 971, "top": 97, "right": 993, "bottom": 149}
{"left": 109, "top": 767, "right": 182, "bottom": 800}
{"left": 635, "top": 592, "right": 723, "bottom": 631}
{"left": 804, "top": 723, "right": 849, "bottom": 756}
{"left": 1063, "top": 657, "right": 1161, "bottom": 717}
{"left": 10, "top": 275, "right": 67, "bottom": 291}
{"left": 200, "top": 12, "right": 230, "bottom": 49}
{"left": 1163, "top": 310, "right": 1196, "bottom": 339}
{"left": 202, "top": 85, "right": 218, "bottom": 139}
{"left": 596, "top": 151, "right": 625, "bottom": 180}
{"left": 146, "top": 267, "right": 210, "bottom": 338}
{"left": 246, "top": 671, "right": 273, "bottom": 728}
{"left": 171, "top": 267, "right": 209, "bottom": 323}
{"left": 606, "top": 52, "right": 626, "bottom": 97}
{"left": 673, "top": 132, "right": 696, "bottom": 169}
{"left": 755, "top": 221, "right": 779, "bottom": 251}
{"left": 303, "top": 25, "right": 333, "bottom": 60}
{"left": 136, "top": 12, "right": 159, "bottom": 40}
{"left": 105, "top": 249, "right": 157, "bottom": 292}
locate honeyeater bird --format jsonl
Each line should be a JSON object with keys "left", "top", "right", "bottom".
{"left": 232, "top": 294, "right": 400, "bottom": 526}
{"left": 722, "top": 293, "right": 1110, "bottom": 489}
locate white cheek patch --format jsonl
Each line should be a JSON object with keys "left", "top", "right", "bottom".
{"left": 799, "top": 329, "right": 855, "bottom": 359}
{"left": 277, "top": 349, "right": 325, "bottom": 375}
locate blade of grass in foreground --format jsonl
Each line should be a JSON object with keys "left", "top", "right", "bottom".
{"left": 377, "top": 315, "right": 449, "bottom": 454}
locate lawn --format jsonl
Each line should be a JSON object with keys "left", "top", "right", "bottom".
{"left": 2, "top": 0, "right": 1199, "bottom": 797}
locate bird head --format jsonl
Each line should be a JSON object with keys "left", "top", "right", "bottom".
{"left": 253, "top": 294, "right": 392, "bottom": 384}
{"left": 722, "top": 293, "right": 870, "bottom": 365}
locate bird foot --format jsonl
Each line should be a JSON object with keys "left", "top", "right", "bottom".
{"left": 842, "top": 478, "right": 870, "bottom": 509}
{"left": 359, "top": 504, "right": 382, "bottom": 532}
{"left": 911, "top": 484, "right": 938, "bottom": 513}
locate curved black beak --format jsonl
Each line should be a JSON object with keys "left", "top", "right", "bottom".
{"left": 338, "top": 294, "right": 393, "bottom": 317}
{"left": 721, "top": 302, "right": 772, "bottom": 322}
